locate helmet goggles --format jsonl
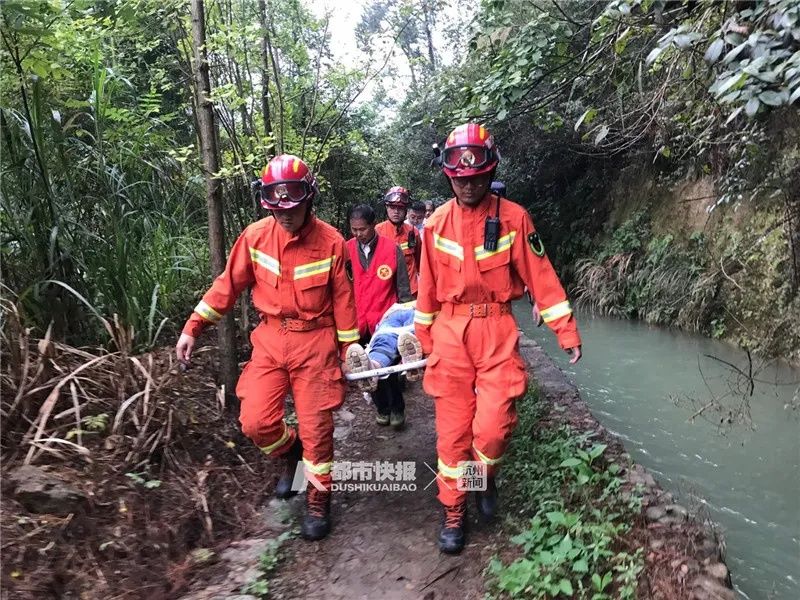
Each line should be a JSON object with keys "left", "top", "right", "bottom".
{"left": 441, "top": 145, "right": 494, "bottom": 171}
{"left": 261, "top": 180, "right": 312, "bottom": 207}
{"left": 383, "top": 191, "right": 410, "bottom": 206}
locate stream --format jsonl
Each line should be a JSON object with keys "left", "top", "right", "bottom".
{"left": 517, "top": 306, "right": 800, "bottom": 600}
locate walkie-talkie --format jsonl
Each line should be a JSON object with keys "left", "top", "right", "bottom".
{"left": 483, "top": 192, "right": 501, "bottom": 251}
{"left": 407, "top": 227, "right": 417, "bottom": 249}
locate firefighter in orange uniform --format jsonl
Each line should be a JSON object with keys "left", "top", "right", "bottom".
{"left": 175, "top": 154, "right": 359, "bottom": 541}
{"left": 415, "top": 124, "right": 582, "bottom": 554}
{"left": 375, "top": 186, "right": 420, "bottom": 295}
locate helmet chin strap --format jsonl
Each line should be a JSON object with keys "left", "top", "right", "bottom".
{"left": 300, "top": 199, "right": 314, "bottom": 228}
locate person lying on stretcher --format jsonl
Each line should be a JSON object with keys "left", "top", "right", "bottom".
{"left": 345, "top": 302, "right": 424, "bottom": 391}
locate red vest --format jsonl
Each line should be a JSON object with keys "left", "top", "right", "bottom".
{"left": 347, "top": 235, "right": 398, "bottom": 336}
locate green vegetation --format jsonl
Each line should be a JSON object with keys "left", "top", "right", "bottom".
{"left": 242, "top": 531, "right": 295, "bottom": 599}
{"left": 378, "top": 0, "right": 798, "bottom": 361}
{"left": 572, "top": 202, "right": 800, "bottom": 359}
{"left": 2, "top": 0, "right": 796, "bottom": 358}
{"left": 489, "top": 390, "right": 643, "bottom": 599}
{"left": 1, "top": 0, "right": 389, "bottom": 350}
{"left": 573, "top": 210, "right": 714, "bottom": 327}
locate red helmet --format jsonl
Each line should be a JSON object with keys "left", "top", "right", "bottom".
{"left": 441, "top": 123, "right": 499, "bottom": 177}
{"left": 383, "top": 186, "right": 411, "bottom": 207}
{"left": 259, "top": 154, "right": 318, "bottom": 210}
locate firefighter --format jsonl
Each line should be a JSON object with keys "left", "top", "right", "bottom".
{"left": 375, "top": 186, "right": 420, "bottom": 295}
{"left": 175, "top": 154, "right": 359, "bottom": 541}
{"left": 414, "top": 124, "right": 582, "bottom": 554}
{"left": 346, "top": 204, "right": 413, "bottom": 427}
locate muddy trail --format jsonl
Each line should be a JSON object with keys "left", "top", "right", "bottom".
{"left": 1, "top": 330, "right": 732, "bottom": 600}
{"left": 176, "top": 340, "right": 734, "bottom": 600}
{"left": 179, "top": 380, "right": 507, "bottom": 600}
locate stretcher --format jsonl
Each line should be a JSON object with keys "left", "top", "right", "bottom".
{"left": 344, "top": 358, "right": 427, "bottom": 381}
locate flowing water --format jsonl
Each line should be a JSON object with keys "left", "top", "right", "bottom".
{"left": 516, "top": 306, "right": 800, "bottom": 600}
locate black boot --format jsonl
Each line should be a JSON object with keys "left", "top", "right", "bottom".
{"left": 274, "top": 437, "right": 302, "bottom": 499}
{"left": 438, "top": 502, "right": 466, "bottom": 554}
{"left": 475, "top": 476, "right": 498, "bottom": 521}
{"left": 300, "top": 486, "right": 331, "bottom": 541}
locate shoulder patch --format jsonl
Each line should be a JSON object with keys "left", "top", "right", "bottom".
{"left": 527, "top": 232, "right": 545, "bottom": 257}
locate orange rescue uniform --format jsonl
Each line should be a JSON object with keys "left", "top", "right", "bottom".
{"left": 375, "top": 220, "right": 420, "bottom": 295}
{"left": 182, "top": 214, "right": 358, "bottom": 490}
{"left": 414, "top": 196, "right": 581, "bottom": 507}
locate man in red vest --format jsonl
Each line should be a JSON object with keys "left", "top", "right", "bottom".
{"left": 375, "top": 186, "right": 420, "bottom": 296}
{"left": 346, "top": 204, "right": 413, "bottom": 428}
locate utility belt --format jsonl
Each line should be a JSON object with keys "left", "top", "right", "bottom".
{"left": 263, "top": 314, "right": 334, "bottom": 332}
{"left": 442, "top": 302, "right": 512, "bottom": 318}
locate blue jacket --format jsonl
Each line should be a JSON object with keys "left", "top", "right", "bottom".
{"left": 367, "top": 308, "right": 414, "bottom": 367}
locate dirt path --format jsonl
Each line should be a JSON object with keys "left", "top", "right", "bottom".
{"left": 180, "top": 381, "right": 506, "bottom": 600}
{"left": 177, "top": 339, "right": 733, "bottom": 600}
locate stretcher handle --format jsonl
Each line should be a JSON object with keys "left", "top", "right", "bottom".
{"left": 344, "top": 359, "right": 427, "bottom": 381}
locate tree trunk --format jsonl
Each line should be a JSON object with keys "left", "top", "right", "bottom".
{"left": 400, "top": 43, "right": 418, "bottom": 88}
{"left": 190, "top": 0, "right": 239, "bottom": 411}
{"left": 257, "top": 0, "right": 274, "bottom": 150}
{"left": 265, "top": 19, "right": 285, "bottom": 154}
{"left": 423, "top": 6, "right": 436, "bottom": 71}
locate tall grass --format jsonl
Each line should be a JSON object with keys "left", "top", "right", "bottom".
{"left": 1, "top": 46, "right": 209, "bottom": 350}
{"left": 573, "top": 233, "right": 719, "bottom": 333}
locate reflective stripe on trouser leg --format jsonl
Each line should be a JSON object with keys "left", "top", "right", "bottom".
{"left": 260, "top": 420, "right": 296, "bottom": 455}
{"left": 472, "top": 445, "right": 502, "bottom": 466}
{"left": 472, "top": 444, "right": 505, "bottom": 478}
{"left": 437, "top": 458, "right": 464, "bottom": 479}
{"left": 303, "top": 457, "right": 333, "bottom": 490}
{"left": 236, "top": 328, "right": 297, "bottom": 456}
{"left": 289, "top": 327, "right": 344, "bottom": 492}
{"left": 470, "top": 315, "right": 525, "bottom": 478}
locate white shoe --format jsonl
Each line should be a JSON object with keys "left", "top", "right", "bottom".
{"left": 397, "top": 332, "right": 424, "bottom": 381}
{"left": 346, "top": 344, "right": 377, "bottom": 392}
